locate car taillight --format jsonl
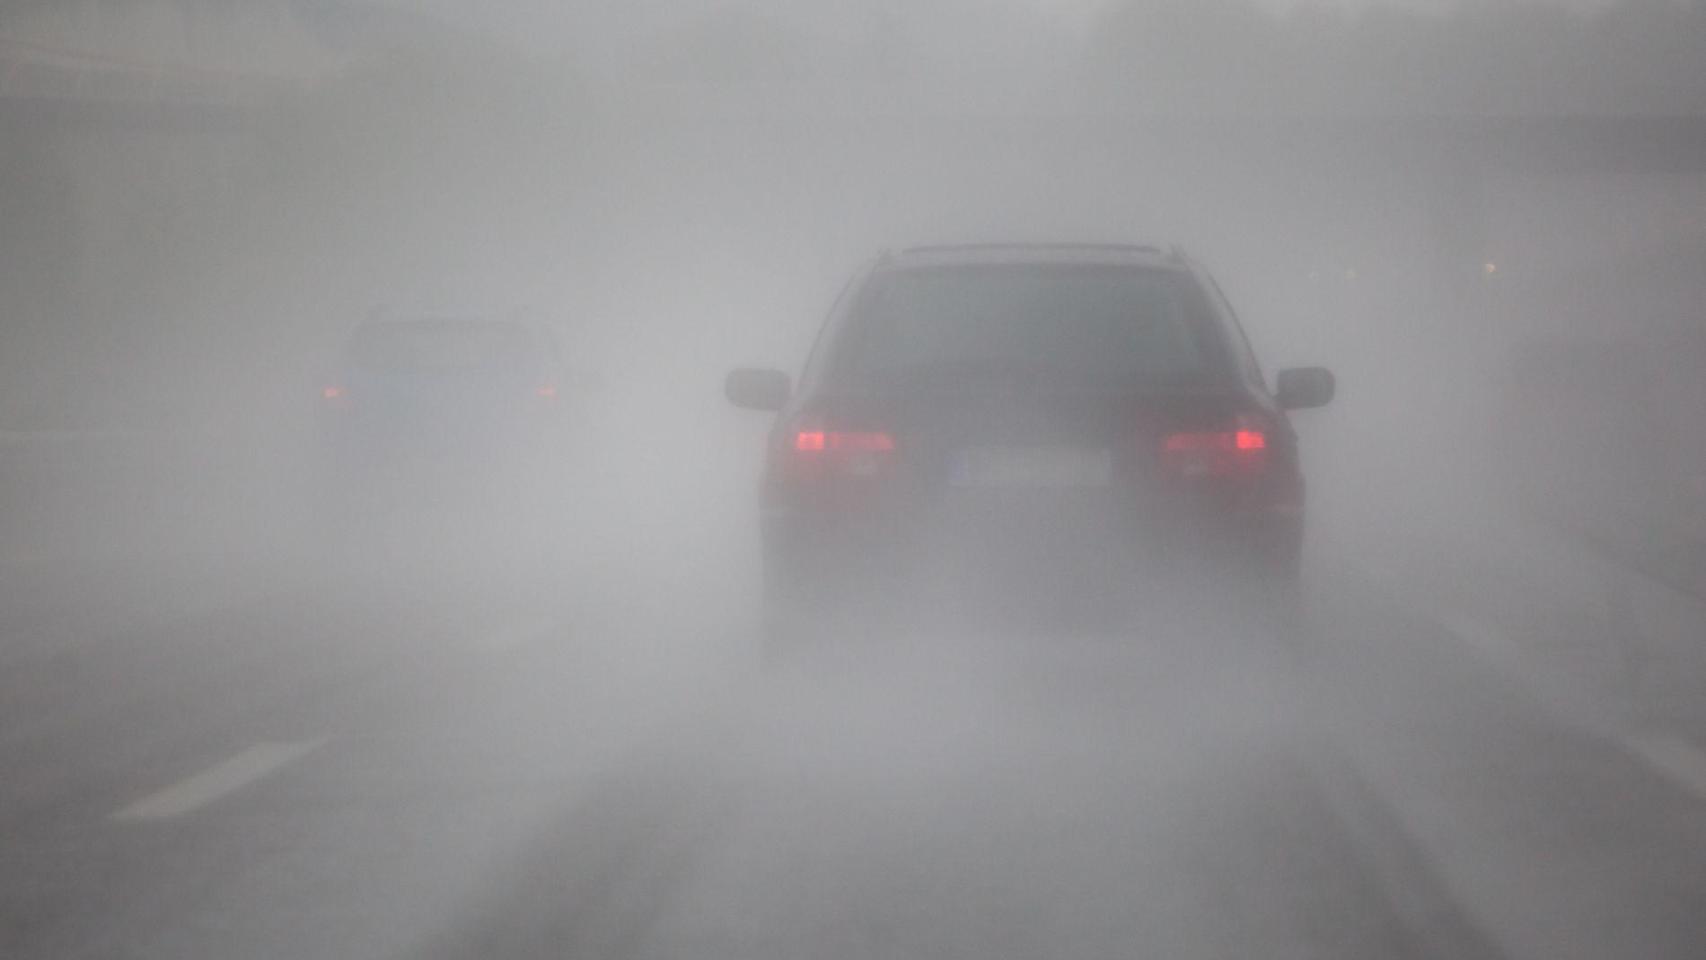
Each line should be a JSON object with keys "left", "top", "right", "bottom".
{"left": 784, "top": 424, "right": 897, "bottom": 479}
{"left": 535, "top": 384, "right": 558, "bottom": 401}
{"left": 1160, "top": 416, "right": 1270, "bottom": 477}
{"left": 794, "top": 430, "right": 895, "bottom": 454}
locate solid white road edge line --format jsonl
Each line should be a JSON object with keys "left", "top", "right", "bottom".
{"left": 1433, "top": 613, "right": 1518, "bottom": 659}
{"left": 1343, "top": 551, "right": 1706, "bottom": 803}
{"left": 1430, "top": 606, "right": 1706, "bottom": 802}
{"left": 1624, "top": 733, "right": 1706, "bottom": 801}
{"left": 112, "top": 739, "right": 327, "bottom": 822}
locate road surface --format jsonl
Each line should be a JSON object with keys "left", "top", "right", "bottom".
{"left": 3, "top": 544, "right": 1706, "bottom": 960}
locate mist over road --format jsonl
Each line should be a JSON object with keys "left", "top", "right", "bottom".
{"left": 5, "top": 1, "right": 1706, "bottom": 957}
{"left": 5, "top": 432, "right": 1706, "bottom": 959}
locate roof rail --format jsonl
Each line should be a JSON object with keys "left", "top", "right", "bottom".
{"left": 899, "top": 242, "right": 1171, "bottom": 257}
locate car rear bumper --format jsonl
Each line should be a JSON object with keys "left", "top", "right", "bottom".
{"left": 762, "top": 493, "right": 1302, "bottom": 615}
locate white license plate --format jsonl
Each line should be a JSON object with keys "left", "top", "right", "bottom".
{"left": 950, "top": 446, "right": 1113, "bottom": 488}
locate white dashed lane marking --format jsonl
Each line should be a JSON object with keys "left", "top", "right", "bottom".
{"left": 112, "top": 739, "right": 326, "bottom": 822}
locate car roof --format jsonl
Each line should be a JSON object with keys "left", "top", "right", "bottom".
{"left": 879, "top": 243, "right": 1191, "bottom": 271}
{"left": 358, "top": 316, "right": 524, "bottom": 330}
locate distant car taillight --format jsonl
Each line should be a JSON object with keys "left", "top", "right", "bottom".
{"left": 1160, "top": 416, "right": 1271, "bottom": 477}
{"left": 535, "top": 384, "right": 559, "bottom": 401}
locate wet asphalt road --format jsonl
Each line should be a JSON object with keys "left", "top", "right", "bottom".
{"left": 4, "top": 553, "right": 1706, "bottom": 960}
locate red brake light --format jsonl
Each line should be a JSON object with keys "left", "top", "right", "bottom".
{"left": 794, "top": 430, "right": 894, "bottom": 454}
{"left": 1161, "top": 417, "right": 1271, "bottom": 475}
{"left": 785, "top": 425, "right": 897, "bottom": 482}
{"left": 321, "top": 385, "right": 345, "bottom": 401}
{"left": 535, "top": 384, "right": 558, "bottom": 400}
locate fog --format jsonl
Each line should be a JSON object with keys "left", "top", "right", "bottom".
{"left": 2, "top": 2, "right": 1705, "bottom": 958}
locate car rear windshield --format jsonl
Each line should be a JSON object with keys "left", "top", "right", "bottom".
{"left": 349, "top": 320, "right": 541, "bottom": 372}
{"left": 831, "top": 264, "right": 1221, "bottom": 388}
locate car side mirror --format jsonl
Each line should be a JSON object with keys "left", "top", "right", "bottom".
{"left": 725, "top": 368, "right": 791, "bottom": 412}
{"left": 1275, "top": 367, "right": 1335, "bottom": 410}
